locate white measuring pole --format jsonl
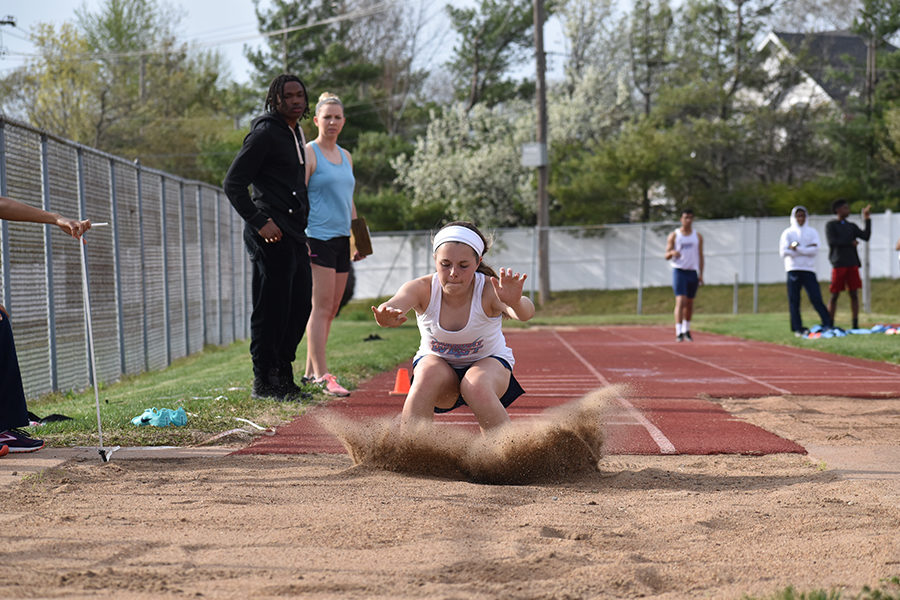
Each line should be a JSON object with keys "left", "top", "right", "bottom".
{"left": 78, "top": 223, "right": 118, "bottom": 462}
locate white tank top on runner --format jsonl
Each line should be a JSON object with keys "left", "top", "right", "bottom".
{"left": 669, "top": 229, "right": 700, "bottom": 272}
{"left": 415, "top": 272, "right": 514, "bottom": 368}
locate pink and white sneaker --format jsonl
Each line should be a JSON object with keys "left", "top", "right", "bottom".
{"left": 315, "top": 373, "right": 350, "bottom": 397}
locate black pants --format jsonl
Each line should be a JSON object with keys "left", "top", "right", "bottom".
{"left": 244, "top": 225, "right": 312, "bottom": 380}
{"left": 786, "top": 270, "right": 831, "bottom": 332}
{"left": 0, "top": 309, "right": 29, "bottom": 431}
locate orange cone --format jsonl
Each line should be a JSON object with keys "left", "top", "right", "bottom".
{"left": 389, "top": 367, "right": 410, "bottom": 395}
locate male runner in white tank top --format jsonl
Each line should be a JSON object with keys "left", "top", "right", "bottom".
{"left": 664, "top": 208, "right": 704, "bottom": 342}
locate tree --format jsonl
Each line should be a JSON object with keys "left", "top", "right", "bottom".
{"left": 627, "top": 0, "right": 675, "bottom": 220}
{"left": 246, "top": 0, "right": 433, "bottom": 141}
{"left": 558, "top": 0, "right": 620, "bottom": 89}
{"left": 1, "top": 0, "right": 231, "bottom": 182}
{"left": 445, "top": 0, "right": 535, "bottom": 112}
{"left": 629, "top": 0, "right": 674, "bottom": 118}
{"left": 392, "top": 103, "right": 535, "bottom": 227}
{"left": 1, "top": 23, "right": 100, "bottom": 143}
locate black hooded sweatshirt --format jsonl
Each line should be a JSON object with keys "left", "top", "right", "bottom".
{"left": 223, "top": 112, "right": 309, "bottom": 242}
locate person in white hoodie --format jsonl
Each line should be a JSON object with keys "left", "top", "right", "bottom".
{"left": 779, "top": 206, "right": 832, "bottom": 336}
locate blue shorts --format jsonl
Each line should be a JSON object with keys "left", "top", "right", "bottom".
{"left": 672, "top": 268, "right": 699, "bottom": 298}
{"left": 411, "top": 355, "right": 524, "bottom": 413}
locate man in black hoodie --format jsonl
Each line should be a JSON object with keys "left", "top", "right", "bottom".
{"left": 224, "top": 74, "right": 312, "bottom": 400}
{"left": 825, "top": 198, "right": 871, "bottom": 330}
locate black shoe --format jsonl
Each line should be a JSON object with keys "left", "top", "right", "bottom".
{"left": 277, "top": 380, "right": 312, "bottom": 402}
{"left": 0, "top": 428, "right": 44, "bottom": 453}
{"left": 684, "top": 331, "right": 693, "bottom": 341}
{"left": 251, "top": 378, "right": 283, "bottom": 400}
{"left": 676, "top": 333, "right": 685, "bottom": 342}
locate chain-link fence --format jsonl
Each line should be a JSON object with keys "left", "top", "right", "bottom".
{"left": 0, "top": 116, "right": 250, "bottom": 400}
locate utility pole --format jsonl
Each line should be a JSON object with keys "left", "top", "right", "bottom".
{"left": 533, "top": 0, "right": 550, "bottom": 305}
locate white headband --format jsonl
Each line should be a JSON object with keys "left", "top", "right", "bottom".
{"left": 432, "top": 225, "right": 485, "bottom": 257}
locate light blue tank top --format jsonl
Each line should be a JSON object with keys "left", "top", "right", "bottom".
{"left": 306, "top": 141, "right": 355, "bottom": 240}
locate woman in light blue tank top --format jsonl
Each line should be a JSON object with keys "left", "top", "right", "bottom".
{"left": 303, "top": 93, "right": 365, "bottom": 397}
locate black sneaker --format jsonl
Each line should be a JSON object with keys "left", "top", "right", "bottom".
{"left": 0, "top": 429, "right": 45, "bottom": 453}
{"left": 684, "top": 331, "right": 693, "bottom": 341}
{"left": 276, "top": 380, "right": 312, "bottom": 402}
{"left": 676, "top": 333, "right": 685, "bottom": 342}
{"left": 251, "top": 378, "right": 283, "bottom": 400}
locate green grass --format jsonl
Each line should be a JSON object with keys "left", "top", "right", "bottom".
{"left": 744, "top": 577, "right": 900, "bottom": 600}
{"left": 25, "top": 278, "right": 900, "bottom": 449}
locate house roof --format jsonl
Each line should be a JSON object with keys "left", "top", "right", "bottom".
{"left": 771, "top": 30, "right": 897, "bottom": 105}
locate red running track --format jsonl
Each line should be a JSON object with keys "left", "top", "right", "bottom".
{"left": 237, "top": 326, "right": 900, "bottom": 457}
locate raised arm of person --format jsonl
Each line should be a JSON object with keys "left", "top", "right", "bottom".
{"left": 0, "top": 196, "right": 91, "bottom": 239}
{"left": 488, "top": 268, "right": 535, "bottom": 322}
{"left": 371, "top": 276, "right": 430, "bottom": 328}
{"left": 858, "top": 204, "right": 872, "bottom": 241}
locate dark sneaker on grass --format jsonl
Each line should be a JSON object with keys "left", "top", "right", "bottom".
{"left": 0, "top": 429, "right": 45, "bottom": 453}
{"left": 251, "top": 378, "right": 283, "bottom": 400}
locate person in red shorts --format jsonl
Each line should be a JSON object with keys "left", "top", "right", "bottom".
{"left": 825, "top": 199, "right": 871, "bottom": 330}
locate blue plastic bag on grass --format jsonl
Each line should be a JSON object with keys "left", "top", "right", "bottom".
{"left": 131, "top": 407, "right": 187, "bottom": 427}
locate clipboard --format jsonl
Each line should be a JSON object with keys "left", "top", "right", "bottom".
{"left": 350, "top": 217, "right": 373, "bottom": 257}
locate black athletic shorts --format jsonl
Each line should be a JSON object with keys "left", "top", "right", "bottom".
{"left": 308, "top": 236, "right": 351, "bottom": 273}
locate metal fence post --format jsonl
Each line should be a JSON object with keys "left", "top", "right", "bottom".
{"left": 136, "top": 162, "right": 149, "bottom": 371}
{"left": 215, "top": 191, "right": 223, "bottom": 345}
{"left": 530, "top": 225, "right": 537, "bottom": 300}
{"left": 109, "top": 159, "right": 126, "bottom": 375}
{"left": 179, "top": 182, "right": 190, "bottom": 354}
{"left": 753, "top": 217, "right": 760, "bottom": 314}
{"left": 197, "top": 187, "right": 207, "bottom": 345}
{"left": 40, "top": 135, "right": 58, "bottom": 389}
{"left": 160, "top": 175, "right": 171, "bottom": 366}
{"left": 637, "top": 224, "right": 646, "bottom": 315}
{"left": 733, "top": 272, "right": 739, "bottom": 315}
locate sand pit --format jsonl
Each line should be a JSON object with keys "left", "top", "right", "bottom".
{"left": 1, "top": 392, "right": 899, "bottom": 599}
{"left": 317, "top": 388, "right": 614, "bottom": 484}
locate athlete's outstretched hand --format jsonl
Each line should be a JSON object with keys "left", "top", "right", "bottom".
{"left": 371, "top": 305, "right": 408, "bottom": 328}
{"left": 490, "top": 268, "right": 527, "bottom": 307}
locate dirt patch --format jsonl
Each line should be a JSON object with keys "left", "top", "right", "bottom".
{"left": 1, "top": 394, "right": 899, "bottom": 599}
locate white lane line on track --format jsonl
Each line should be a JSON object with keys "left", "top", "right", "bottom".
{"left": 551, "top": 329, "right": 678, "bottom": 455}
{"left": 607, "top": 329, "right": 792, "bottom": 395}
{"left": 742, "top": 341, "right": 900, "bottom": 377}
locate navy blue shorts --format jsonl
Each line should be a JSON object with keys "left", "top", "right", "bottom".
{"left": 308, "top": 236, "right": 351, "bottom": 273}
{"left": 672, "top": 268, "right": 699, "bottom": 298}
{"left": 411, "top": 356, "right": 525, "bottom": 413}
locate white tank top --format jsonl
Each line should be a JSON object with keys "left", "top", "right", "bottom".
{"left": 669, "top": 229, "right": 700, "bottom": 272}
{"left": 415, "top": 272, "right": 514, "bottom": 368}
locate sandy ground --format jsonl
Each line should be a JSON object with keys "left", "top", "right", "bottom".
{"left": 1, "top": 392, "right": 899, "bottom": 600}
